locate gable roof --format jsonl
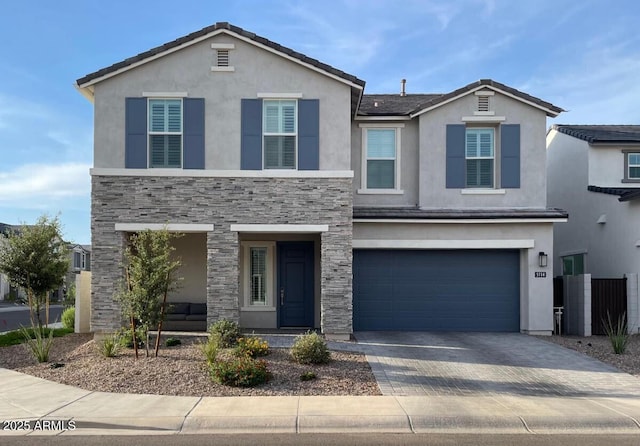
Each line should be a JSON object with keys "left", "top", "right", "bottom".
{"left": 408, "top": 79, "right": 563, "bottom": 118}
{"left": 553, "top": 125, "right": 640, "bottom": 144}
{"left": 76, "top": 22, "right": 365, "bottom": 115}
{"left": 358, "top": 94, "right": 442, "bottom": 116}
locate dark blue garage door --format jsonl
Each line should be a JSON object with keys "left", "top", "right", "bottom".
{"left": 353, "top": 250, "right": 520, "bottom": 332}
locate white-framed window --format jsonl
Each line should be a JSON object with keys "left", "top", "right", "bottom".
{"left": 628, "top": 153, "right": 640, "bottom": 180}
{"left": 358, "top": 124, "right": 403, "bottom": 193}
{"left": 562, "top": 253, "right": 585, "bottom": 276}
{"left": 466, "top": 128, "right": 494, "bottom": 188}
{"left": 263, "top": 100, "right": 297, "bottom": 169}
{"left": 148, "top": 98, "right": 182, "bottom": 168}
{"left": 241, "top": 242, "right": 275, "bottom": 310}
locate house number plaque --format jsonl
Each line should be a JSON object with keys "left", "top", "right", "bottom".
{"left": 534, "top": 272, "right": 547, "bottom": 278}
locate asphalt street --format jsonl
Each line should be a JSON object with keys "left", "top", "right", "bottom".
{"left": 0, "top": 304, "right": 64, "bottom": 332}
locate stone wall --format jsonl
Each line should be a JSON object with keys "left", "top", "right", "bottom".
{"left": 91, "top": 175, "right": 353, "bottom": 334}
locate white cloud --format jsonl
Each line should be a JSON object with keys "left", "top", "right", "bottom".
{"left": 0, "top": 163, "right": 91, "bottom": 208}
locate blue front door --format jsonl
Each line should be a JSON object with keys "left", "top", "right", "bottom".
{"left": 278, "top": 242, "right": 314, "bottom": 328}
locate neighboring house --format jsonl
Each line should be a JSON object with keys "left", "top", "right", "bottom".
{"left": 0, "top": 223, "right": 15, "bottom": 301}
{"left": 547, "top": 125, "right": 640, "bottom": 278}
{"left": 76, "top": 22, "right": 565, "bottom": 338}
{"left": 66, "top": 243, "right": 91, "bottom": 290}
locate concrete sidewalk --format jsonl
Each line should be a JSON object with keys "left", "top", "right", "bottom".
{"left": 1, "top": 368, "right": 640, "bottom": 436}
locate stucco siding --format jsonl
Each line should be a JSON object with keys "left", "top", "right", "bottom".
{"left": 93, "top": 34, "right": 352, "bottom": 171}
{"left": 418, "top": 92, "right": 548, "bottom": 208}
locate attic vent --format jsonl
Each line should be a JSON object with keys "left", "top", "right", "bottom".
{"left": 478, "top": 95, "right": 489, "bottom": 112}
{"left": 217, "top": 50, "right": 229, "bottom": 67}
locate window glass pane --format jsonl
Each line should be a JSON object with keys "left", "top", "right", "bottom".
{"left": 167, "top": 135, "right": 182, "bottom": 167}
{"left": 367, "top": 159, "right": 395, "bottom": 188}
{"left": 264, "top": 104, "right": 280, "bottom": 133}
{"left": 166, "top": 100, "right": 182, "bottom": 132}
{"left": 149, "top": 100, "right": 166, "bottom": 132}
{"left": 466, "top": 131, "right": 478, "bottom": 157}
{"left": 281, "top": 102, "right": 296, "bottom": 133}
{"left": 629, "top": 154, "right": 640, "bottom": 165}
{"left": 466, "top": 159, "right": 493, "bottom": 187}
{"left": 367, "top": 129, "right": 395, "bottom": 158}
{"left": 562, "top": 257, "right": 574, "bottom": 276}
{"left": 264, "top": 136, "right": 295, "bottom": 169}
{"left": 150, "top": 135, "right": 166, "bottom": 167}
{"left": 479, "top": 132, "right": 493, "bottom": 157}
{"left": 250, "top": 248, "right": 267, "bottom": 305}
{"left": 574, "top": 254, "right": 584, "bottom": 275}
{"left": 630, "top": 167, "right": 640, "bottom": 178}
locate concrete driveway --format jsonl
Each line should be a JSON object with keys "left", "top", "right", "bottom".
{"left": 354, "top": 332, "right": 640, "bottom": 398}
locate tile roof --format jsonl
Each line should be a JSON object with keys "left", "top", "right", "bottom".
{"left": 353, "top": 207, "right": 568, "bottom": 219}
{"left": 409, "top": 79, "right": 564, "bottom": 117}
{"left": 76, "top": 22, "right": 365, "bottom": 88}
{"left": 553, "top": 125, "right": 640, "bottom": 144}
{"left": 358, "top": 94, "right": 442, "bottom": 116}
{"left": 75, "top": 22, "right": 365, "bottom": 116}
{"left": 359, "top": 79, "right": 563, "bottom": 117}
{"left": 587, "top": 185, "right": 640, "bottom": 202}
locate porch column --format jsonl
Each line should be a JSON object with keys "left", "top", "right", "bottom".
{"left": 320, "top": 229, "right": 353, "bottom": 340}
{"left": 206, "top": 228, "right": 240, "bottom": 326}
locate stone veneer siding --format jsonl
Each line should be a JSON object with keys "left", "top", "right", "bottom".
{"left": 91, "top": 175, "right": 353, "bottom": 335}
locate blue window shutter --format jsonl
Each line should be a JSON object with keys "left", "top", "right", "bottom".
{"left": 241, "top": 99, "right": 263, "bottom": 170}
{"left": 298, "top": 99, "right": 319, "bottom": 170}
{"left": 183, "top": 98, "right": 205, "bottom": 169}
{"left": 501, "top": 124, "right": 520, "bottom": 188}
{"left": 125, "top": 97, "right": 147, "bottom": 168}
{"left": 446, "top": 124, "right": 466, "bottom": 188}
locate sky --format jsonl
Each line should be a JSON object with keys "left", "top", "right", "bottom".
{"left": 0, "top": 0, "right": 638, "bottom": 245}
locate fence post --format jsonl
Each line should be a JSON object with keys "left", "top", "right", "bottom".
{"left": 625, "top": 273, "right": 639, "bottom": 334}
{"left": 582, "top": 274, "right": 592, "bottom": 337}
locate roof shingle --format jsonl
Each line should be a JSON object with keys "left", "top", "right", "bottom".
{"left": 554, "top": 125, "right": 640, "bottom": 144}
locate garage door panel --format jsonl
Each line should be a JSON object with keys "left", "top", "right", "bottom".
{"left": 353, "top": 249, "right": 520, "bottom": 332}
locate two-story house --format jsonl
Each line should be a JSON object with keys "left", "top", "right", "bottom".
{"left": 76, "top": 22, "right": 565, "bottom": 338}
{"left": 547, "top": 125, "right": 640, "bottom": 279}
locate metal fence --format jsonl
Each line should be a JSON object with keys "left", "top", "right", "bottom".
{"left": 591, "top": 278, "right": 627, "bottom": 335}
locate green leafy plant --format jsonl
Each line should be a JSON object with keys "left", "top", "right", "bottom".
{"left": 234, "top": 336, "right": 269, "bottom": 358}
{"left": 603, "top": 312, "right": 630, "bottom": 354}
{"left": 208, "top": 319, "right": 240, "bottom": 348}
{"left": 210, "top": 356, "right": 269, "bottom": 387}
{"left": 300, "top": 371, "right": 317, "bottom": 381}
{"left": 290, "top": 331, "right": 331, "bottom": 364}
{"left": 19, "top": 325, "right": 55, "bottom": 363}
{"left": 97, "top": 334, "right": 121, "bottom": 358}
{"left": 117, "top": 327, "right": 145, "bottom": 349}
{"left": 61, "top": 307, "right": 75, "bottom": 330}
{"left": 0, "top": 215, "right": 69, "bottom": 329}
{"left": 0, "top": 327, "right": 72, "bottom": 348}
{"left": 165, "top": 337, "right": 181, "bottom": 347}
{"left": 199, "top": 337, "right": 219, "bottom": 365}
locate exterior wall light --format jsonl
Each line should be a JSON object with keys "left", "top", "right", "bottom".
{"left": 538, "top": 251, "right": 548, "bottom": 268}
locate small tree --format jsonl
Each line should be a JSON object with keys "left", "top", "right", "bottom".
{"left": 116, "top": 228, "right": 181, "bottom": 358}
{"left": 0, "top": 215, "right": 69, "bottom": 329}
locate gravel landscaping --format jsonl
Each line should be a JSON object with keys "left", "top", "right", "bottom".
{"left": 540, "top": 334, "right": 640, "bottom": 377}
{"left": 2, "top": 332, "right": 639, "bottom": 397}
{"left": 0, "top": 333, "right": 381, "bottom": 396}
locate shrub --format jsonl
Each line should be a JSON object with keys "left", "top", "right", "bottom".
{"left": 210, "top": 356, "right": 269, "bottom": 387}
{"left": 200, "top": 338, "right": 219, "bottom": 365}
{"left": 97, "top": 334, "right": 121, "bottom": 358}
{"left": 165, "top": 337, "right": 181, "bottom": 347}
{"left": 290, "top": 331, "right": 330, "bottom": 364}
{"left": 118, "top": 327, "right": 145, "bottom": 349}
{"left": 234, "top": 336, "right": 269, "bottom": 358}
{"left": 300, "top": 371, "right": 317, "bottom": 381}
{"left": 61, "top": 307, "right": 75, "bottom": 330}
{"left": 208, "top": 319, "right": 240, "bottom": 348}
{"left": 604, "top": 312, "right": 630, "bottom": 354}
{"left": 20, "top": 325, "right": 55, "bottom": 363}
